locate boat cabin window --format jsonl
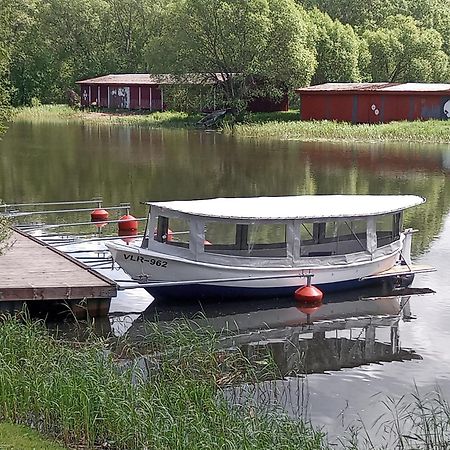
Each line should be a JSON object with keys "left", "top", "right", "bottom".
{"left": 300, "top": 220, "right": 367, "bottom": 256}
{"left": 377, "top": 213, "right": 401, "bottom": 247}
{"left": 154, "top": 216, "right": 190, "bottom": 248}
{"left": 204, "top": 222, "right": 287, "bottom": 257}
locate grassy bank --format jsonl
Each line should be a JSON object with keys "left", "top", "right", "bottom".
{"left": 0, "top": 317, "right": 325, "bottom": 450}
{"left": 13, "top": 104, "right": 200, "bottom": 128}
{"left": 227, "top": 113, "right": 450, "bottom": 143}
{"left": 12, "top": 105, "right": 450, "bottom": 143}
{"left": 0, "top": 422, "right": 68, "bottom": 449}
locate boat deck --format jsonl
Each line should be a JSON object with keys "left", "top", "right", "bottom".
{"left": 0, "top": 228, "right": 117, "bottom": 316}
{"left": 361, "top": 263, "right": 435, "bottom": 280}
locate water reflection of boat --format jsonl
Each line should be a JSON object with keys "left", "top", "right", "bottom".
{"left": 108, "top": 195, "right": 432, "bottom": 300}
{"left": 132, "top": 288, "right": 425, "bottom": 375}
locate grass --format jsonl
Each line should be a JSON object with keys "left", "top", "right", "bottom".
{"left": 227, "top": 115, "right": 450, "bottom": 143}
{"left": 0, "top": 316, "right": 326, "bottom": 450}
{"left": 0, "top": 422, "right": 68, "bottom": 449}
{"left": 1, "top": 315, "right": 450, "bottom": 449}
{"left": 13, "top": 104, "right": 200, "bottom": 128}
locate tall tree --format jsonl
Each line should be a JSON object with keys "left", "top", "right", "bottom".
{"left": 298, "top": 0, "right": 409, "bottom": 27}
{"left": 309, "top": 8, "right": 370, "bottom": 84}
{"left": 363, "top": 15, "right": 449, "bottom": 82}
{"left": 146, "top": 0, "right": 316, "bottom": 106}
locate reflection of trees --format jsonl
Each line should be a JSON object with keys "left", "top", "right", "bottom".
{"left": 1, "top": 123, "right": 449, "bottom": 255}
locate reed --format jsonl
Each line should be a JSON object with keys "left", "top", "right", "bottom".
{"left": 226, "top": 116, "right": 450, "bottom": 144}
{"left": 0, "top": 316, "right": 326, "bottom": 449}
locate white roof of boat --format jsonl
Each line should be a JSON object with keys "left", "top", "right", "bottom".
{"left": 146, "top": 195, "right": 425, "bottom": 220}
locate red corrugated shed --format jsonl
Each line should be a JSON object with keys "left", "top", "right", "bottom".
{"left": 296, "top": 83, "right": 450, "bottom": 123}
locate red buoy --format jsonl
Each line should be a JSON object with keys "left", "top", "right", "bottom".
{"left": 294, "top": 285, "right": 324, "bottom": 302}
{"left": 118, "top": 214, "right": 138, "bottom": 232}
{"left": 294, "top": 274, "right": 323, "bottom": 303}
{"left": 91, "top": 208, "right": 109, "bottom": 222}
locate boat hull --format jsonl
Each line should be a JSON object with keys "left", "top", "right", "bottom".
{"left": 144, "top": 277, "right": 389, "bottom": 301}
{"left": 107, "top": 242, "right": 404, "bottom": 301}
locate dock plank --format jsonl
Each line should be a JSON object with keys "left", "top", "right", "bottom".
{"left": 0, "top": 229, "right": 117, "bottom": 301}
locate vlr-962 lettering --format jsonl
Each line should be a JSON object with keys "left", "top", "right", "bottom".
{"left": 123, "top": 253, "right": 167, "bottom": 268}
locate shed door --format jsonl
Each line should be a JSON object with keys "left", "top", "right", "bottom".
{"left": 109, "top": 86, "right": 130, "bottom": 109}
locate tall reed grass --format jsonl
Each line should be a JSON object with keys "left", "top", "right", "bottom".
{"left": 226, "top": 117, "right": 450, "bottom": 144}
{"left": 0, "top": 316, "right": 326, "bottom": 449}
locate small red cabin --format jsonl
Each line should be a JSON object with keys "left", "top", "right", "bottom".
{"left": 77, "top": 73, "right": 289, "bottom": 112}
{"left": 296, "top": 83, "right": 450, "bottom": 123}
{"left": 76, "top": 74, "right": 186, "bottom": 110}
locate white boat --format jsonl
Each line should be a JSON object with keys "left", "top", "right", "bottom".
{"left": 107, "top": 195, "right": 430, "bottom": 300}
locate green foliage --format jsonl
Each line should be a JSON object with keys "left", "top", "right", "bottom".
{"left": 4, "top": 0, "right": 450, "bottom": 109}
{"left": 363, "top": 15, "right": 449, "bottom": 82}
{"left": 300, "top": 0, "right": 412, "bottom": 27}
{"left": 146, "top": 0, "right": 316, "bottom": 108}
{"left": 309, "top": 8, "right": 369, "bottom": 83}
{"left": 0, "top": 1, "right": 13, "bottom": 131}
{"left": 0, "top": 215, "right": 11, "bottom": 252}
{"left": 0, "top": 316, "right": 326, "bottom": 449}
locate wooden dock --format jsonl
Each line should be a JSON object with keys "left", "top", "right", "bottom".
{"left": 0, "top": 228, "right": 117, "bottom": 318}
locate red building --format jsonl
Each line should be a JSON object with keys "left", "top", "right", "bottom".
{"left": 77, "top": 73, "right": 289, "bottom": 112}
{"left": 296, "top": 83, "right": 450, "bottom": 123}
{"left": 76, "top": 73, "right": 219, "bottom": 110}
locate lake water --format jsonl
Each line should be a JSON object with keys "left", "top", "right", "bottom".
{"left": 1, "top": 121, "right": 450, "bottom": 442}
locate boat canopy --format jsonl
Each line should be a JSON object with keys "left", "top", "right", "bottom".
{"left": 145, "top": 195, "right": 425, "bottom": 221}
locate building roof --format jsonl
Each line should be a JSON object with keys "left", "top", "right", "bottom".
{"left": 146, "top": 195, "right": 425, "bottom": 220}
{"left": 296, "top": 82, "right": 450, "bottom": 95}
{"left": 76, "top": 73, "right": 229, "bottom": 85}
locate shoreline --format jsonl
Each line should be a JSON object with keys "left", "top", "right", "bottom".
{"left": 12, "top": 104, "right": 450, "bottom": 144}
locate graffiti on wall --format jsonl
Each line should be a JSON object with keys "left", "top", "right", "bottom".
{"left": 109, "top": 87, "right": 130, "bottom": 109}
{"left": 443, "top": 99, "right": 450, "bottom": 119}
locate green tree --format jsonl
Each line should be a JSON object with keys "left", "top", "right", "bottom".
{"left": 406, "top": 0, "right": 450, "bottom": 55}
{"left": 146, "top": 0, "right": 316, "bottom": 107}
{"left": 0, "top": 0, "right": 15, "bottom": 130}
{"left": 299, "top": 0, "right": 409, "bottom": 27}
{"left": 7, "top": 0, "right": 158, "bottom": 104}
{"left": 363, "top": 15, "right": 449, "bottom": 82}
{"left": 309, "top": 8, "right": 369, "bottom": 83}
